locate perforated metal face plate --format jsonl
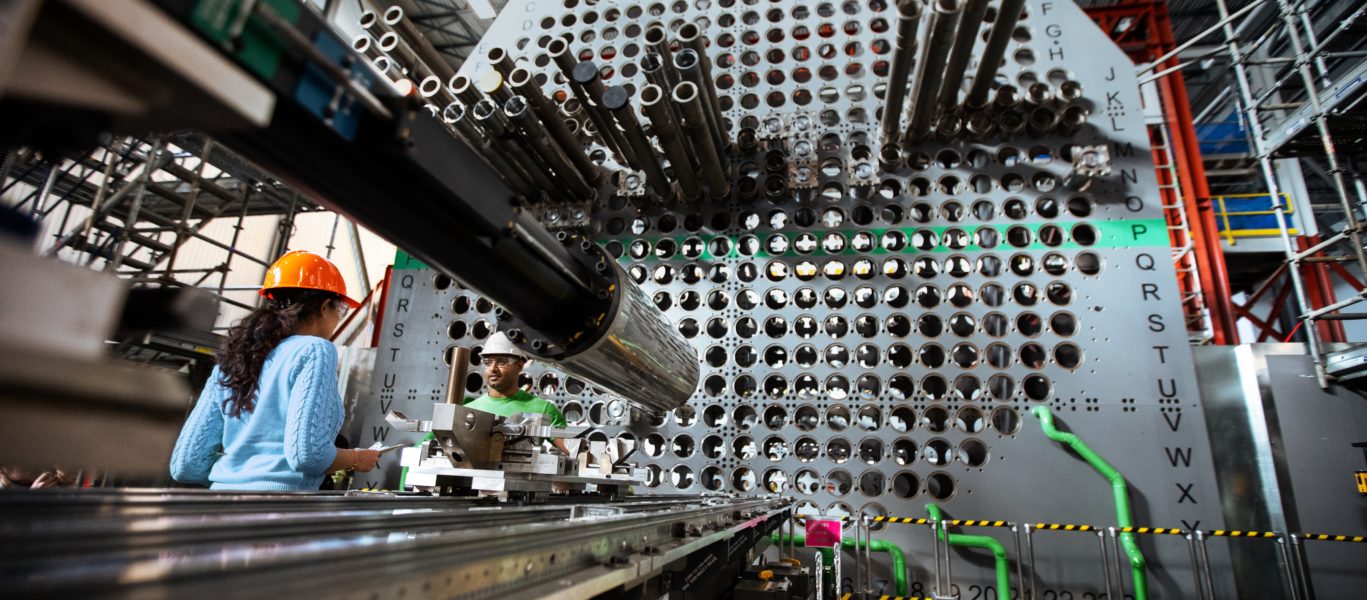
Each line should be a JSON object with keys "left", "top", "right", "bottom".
{"left": 353, "top": 1, "right": 1236, "bottom": 596}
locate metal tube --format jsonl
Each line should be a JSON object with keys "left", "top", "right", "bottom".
{"left": 642, "top": 83, "right": 704, "bottom": 203}
{"left": 377, "top": 31, "right": 434, "bottom": 82}
{"left": 445, "top": 102, "right": 534, "bottom": 196}
{"left": 737, "top": 127, "right": 759, "bottom": 156}
{"left": 554, "top": 45, "right": 631, "bottom": 165}
{"left": 448, "top": 74, "right": 482, "bottom": 107}
{"left": 1025, "top": 523, "right": 1038, "bottom": 600}
{"left": 1185, "top": 533, "right": 1206, "bottom": 600}
{"left": 938, "top": 0, "right": 990, "bottom": 112}
{"left": 602, "top": 85, "right": 675, "bottom": 201}
{"left": 677, "top": 23, "right": 732, "bottom": 149}
{"left": 1276, "top": 536, "right": 1299, "bottom": 600}
{"left": 486, "top": 46, "right": 517, "bottom": 78}
{"left": 508, "top": 67, "right": 602, "bottom": 185}
{"left": 644, "top": 25, "right": 679, "bottom": 87}
{"left": 672, "top": 48, "right": 726, "bottom": 157}
{"left": 382, "top": 5, "right": 457, "bottom": 83}
{"left": 880, "top": 0, "right": 923, "bottom": 143}
{"left": 673, "top": 81, "right": 730, "bottom": 199}
{"left": 966, "top": 0, "right": 1027, "bottom": 110}
{"left": 1108, "top": 528, "right": 1125, "bottom": 600}
{"left": 905, "top": 0, "right": 964, "bottom": 143}
{"left": 1097, "top": 530, "right": 1114, "bottom": 600}
{"left": 965, "top": 111, "right": 997, "bottom": 141}
{"left": 472, "top": 98, "right": 561, "bottom": 199}
{"left": 1196, "top": 530, "right": 1216, "bottom": 600}
{"left": 505, "top": 95, "right": 595, "bottom": 199}
{"left": 444, "top": 347, "right": 471, "bottom": 403}
{"left": 934, "top": 112, "right": 963, "bottom": 142}
{"left": 879, "top": 143, "right": 902, "bottom": 171}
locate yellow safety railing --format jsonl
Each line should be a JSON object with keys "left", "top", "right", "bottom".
{"left": 1212, "top": 192, "right": 1297, "bottom": 245}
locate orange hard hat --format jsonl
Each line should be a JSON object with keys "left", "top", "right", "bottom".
{"left": 259, "top": 250, "right": 361, "bottom": 308}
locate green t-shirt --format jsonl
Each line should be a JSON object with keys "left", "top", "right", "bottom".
{"left": 464, "top": 390, "right": 567, "bottom": 428}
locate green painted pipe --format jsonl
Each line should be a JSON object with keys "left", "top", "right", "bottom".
{"left": 926, "top": 503, "right": 1010, "bottom": 600}
{"left": 771, "top": 532, "right": 909, "bottom": 597}
{"left": 1033, "top": 406, "right": 1149, "bottom": 600}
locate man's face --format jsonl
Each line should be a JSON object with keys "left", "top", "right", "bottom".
{"left": 482, "top": 355, "right": 524, "bottom": 393}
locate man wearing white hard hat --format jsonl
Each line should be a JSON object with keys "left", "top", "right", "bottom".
{"left": 466, "top": 331, "right": 568, "bottom": 453}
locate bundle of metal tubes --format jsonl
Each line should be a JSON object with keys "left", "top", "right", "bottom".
{"left": 879, "top": 0, "right": 1092, "bottom": 158}
{"left": 544, "top": 22, "right": 732, "bottom": 204}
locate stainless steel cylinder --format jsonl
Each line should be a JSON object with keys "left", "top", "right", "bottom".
{"left": 1025, "top": 106, "right": 1060, "bottom": 138}
{"left": 571, "top": 60, "right": 639, "bottom": 169}
{"left": 905, "top": 0, "right": 965, "bottom": 143}
{"left": 937, "top": 0, "right": 990, "bottom": 112}
{"left": 552, "top": 258, "right": 700, "bottom": 415}
{"left": 673, "top": 81, "right": 730, "bottom": 199}
{"left": 641, "top": 83, "right": 704, "bottom": 203}
{"left": 508, "top": 67, "right": 602, "bottom": 185}
{"left": 418, "top": 75, "right": 456, "bottom": 107}
{"left": 677, "top": 23, "right": 732, "bottom": 148}
{"left": 383, "top": 5, "right": 457, "bottom": 83}
{"left": 641, "top": 52, "right": 687, "bottom": 145}
{"left": 602, "top": 85, "right": 675, "bottom": 201}
{"left": 506, "top": 95, "right": 595, "bottom": 199}
{"left": 965, "top": 0, "right": 1027, "bottom": 110}
{"left": 880, "top": 0, "right": 923, "bottom": 143}
{"left": 672, "top": 48, "right": 726, "bottom": 157}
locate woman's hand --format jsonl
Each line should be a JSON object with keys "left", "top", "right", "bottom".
{"left": 350, "top": 449, "right": 381, "bottom": 473}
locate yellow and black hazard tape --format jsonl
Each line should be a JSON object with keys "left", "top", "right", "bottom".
{"left": 1034, "top": 523, "right": 1097, "bottom": 532}
{"left": 838, "top": 594, "right": 925, "bottom": 600}
{"left": 795, "top": 515, "right": 1364, "bottom": 543}
{"left": 1120, "top": 527, "right": 1186, "bottom": 535}
{"left": 872, "top": 516, "right": 929, "bottom": 525}
{"left": 1301, "top": 533, "right": 1366, "bottom": 543}
{"left": 1207, "top": 530, "right": 1278, "bottom": 538}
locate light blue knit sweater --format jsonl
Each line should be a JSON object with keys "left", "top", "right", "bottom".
{"left": 170, "top": 336, "right": 343, "bottom": 491}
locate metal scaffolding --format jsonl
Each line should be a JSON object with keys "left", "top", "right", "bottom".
{"left": 1117, "top": 0, "right": 1366, "bottom": 383}
{"left": 0, "top": 133, "right": 325, "bottom": 370}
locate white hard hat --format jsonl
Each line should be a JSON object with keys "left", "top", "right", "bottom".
{"left": 482, "top": 331, "right": 528, "bottom": 359}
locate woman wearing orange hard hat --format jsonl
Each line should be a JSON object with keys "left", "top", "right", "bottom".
{"left": 170, "top": 250, "right": 381, "bottom": 490}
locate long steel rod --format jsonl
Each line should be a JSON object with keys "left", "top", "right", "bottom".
{"left": 879, "top": 0, "right": 923, "bottom": 143}
{"left": 965, "top": 0, "right": 1026, "bottom": 110}
{"left": 904, "top": 0, "right": 964, "bottom": 143}
{"left": 938, "top": 0, "right": 989, "bottom": 112}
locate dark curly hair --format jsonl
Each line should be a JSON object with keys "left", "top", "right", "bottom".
{"left": 216, "top": 288, "right": 340, "bottom": 418}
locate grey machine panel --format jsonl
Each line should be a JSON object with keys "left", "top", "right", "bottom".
{"left": 357, "top": 1, "right": 1238, "bottom": 596}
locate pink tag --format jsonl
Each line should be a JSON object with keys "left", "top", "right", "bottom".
{"left": 804, "top": 518, "right": 843, "bottom": 548}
